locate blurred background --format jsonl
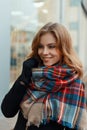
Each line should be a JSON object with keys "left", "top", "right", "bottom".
{"left": 0, "top": 0, "right": 87, "bottom": 129}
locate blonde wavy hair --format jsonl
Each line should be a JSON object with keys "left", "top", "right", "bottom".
{"left": 28, "top": 22, "right": 83, "bottom": 78}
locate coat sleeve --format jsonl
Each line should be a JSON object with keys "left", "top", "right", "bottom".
{"left": 1, "top": 57, "right": 39, "bottom": 118}
{"left": 1, "top": 75, "right": 27, "bottom": 117}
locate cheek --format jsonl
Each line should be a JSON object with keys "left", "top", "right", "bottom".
{"left": 55, "top": 50, "right": 61, "bottom": 59}
{"left": 38, "top": 49, "right": 41, "bottom": 56}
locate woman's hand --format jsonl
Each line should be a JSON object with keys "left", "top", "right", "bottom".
{"left": 20, "top": 57, "right": 39, "bottom": 86}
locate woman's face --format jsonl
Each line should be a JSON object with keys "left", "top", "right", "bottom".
{"left": 38, "top": 32, "right": 61, "bottom": 66}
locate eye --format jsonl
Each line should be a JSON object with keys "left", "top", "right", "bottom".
{"left": 48, "top": 45, "right": 56, "bottom": 49}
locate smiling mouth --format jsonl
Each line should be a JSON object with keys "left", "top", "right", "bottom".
{"left": 42, "top": 57, "right": 52, "bottom": 62}
{"left": 43, "top": 57, "right": 52, "bottom": 59}
{"left": 43, "top": 57, "right": 51, "bottom": 60}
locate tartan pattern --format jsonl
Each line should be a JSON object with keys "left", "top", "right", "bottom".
{"left": 22, "top": 64, "right": 87, "bottom": 129}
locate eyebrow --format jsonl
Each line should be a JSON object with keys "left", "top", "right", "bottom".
{"left": 39, "top": 42, "right": 56, "bottom": 45}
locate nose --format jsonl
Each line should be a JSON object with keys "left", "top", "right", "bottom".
{"left": 42, "top": 47, "right": 48, "bottom": 55}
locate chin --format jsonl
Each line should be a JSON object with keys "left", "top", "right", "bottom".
{"left": 43, "top": 63, "right": 50, "bottom": 66}
{"left": 44, "top": 61, "right": 59, "bottom": 66}
{"left": 44, "top": 63, "right": 54, "bottom": 66}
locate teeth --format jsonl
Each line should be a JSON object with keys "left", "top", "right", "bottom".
{"left": 44, "top": 58, "right": 49, "bottom": 59}
{"left": 43, "top": 57, "right": 51, "bottom": 59}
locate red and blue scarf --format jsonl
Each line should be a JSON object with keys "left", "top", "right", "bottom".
{"left": 21, "top": 64, "right": 87, "bottom": 129}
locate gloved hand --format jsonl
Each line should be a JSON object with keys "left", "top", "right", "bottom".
{"left": 20, "top": 57, "right": 39, "bottom": 86}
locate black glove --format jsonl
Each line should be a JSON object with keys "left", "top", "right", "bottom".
{"left": 20, "top": 57, "right": 39, "bottom": 86}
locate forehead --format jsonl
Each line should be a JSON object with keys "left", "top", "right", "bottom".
{"left": 40, "top": 32, "right": 56, "bottom": 44}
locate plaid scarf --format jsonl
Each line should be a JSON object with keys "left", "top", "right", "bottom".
{"left": 20, "top": 64, "right": 87, "bottom": 130}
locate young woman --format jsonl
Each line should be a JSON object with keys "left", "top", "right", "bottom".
{"left": 1, "top": 22, "right": 87, "bottom": 130}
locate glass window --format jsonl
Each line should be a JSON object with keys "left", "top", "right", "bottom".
{"left": 69, "top": 22, "right": 79, "bottom": 30}
{"left": 70, "top": 0, "right": 80, "bottom": 6}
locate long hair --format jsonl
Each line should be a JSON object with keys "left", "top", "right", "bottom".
{"left": 28, "top": 22, "right": 83, "bottom": 78}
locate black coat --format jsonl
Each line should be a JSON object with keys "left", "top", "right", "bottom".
{"left": 1, "top": 58, "right": 76, "bottom": 130}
